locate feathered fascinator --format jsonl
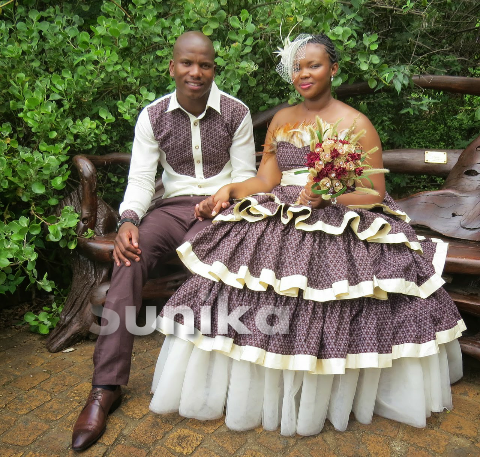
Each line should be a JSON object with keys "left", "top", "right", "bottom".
{"left": 275, "top": 30, "right": 313, "bottom": 83}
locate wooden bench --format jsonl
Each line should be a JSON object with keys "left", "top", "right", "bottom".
{"left": 46, "top": 75, "right": 480, "bottom": 361}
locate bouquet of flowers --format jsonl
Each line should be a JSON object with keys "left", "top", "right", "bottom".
{"left": 296, "top": 116, "right": 388, "bottom": 202}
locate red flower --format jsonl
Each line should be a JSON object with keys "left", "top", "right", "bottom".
{"left": 335, "top": 166, "right": 347, "bottom": 178}
{"left": 355, "top": 167, "right": 364, "bottom": 176}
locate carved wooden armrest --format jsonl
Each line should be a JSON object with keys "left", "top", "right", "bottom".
{"left": 72, "top": 153, "right": 131, "bottom": 235}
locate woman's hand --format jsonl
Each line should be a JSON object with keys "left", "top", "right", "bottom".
{"left": 298, "top": 181, "right": 331, "bottom": 209}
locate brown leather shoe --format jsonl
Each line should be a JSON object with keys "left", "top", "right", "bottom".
{"left": 72, "top": 386, "right": 122, "bottom": 451}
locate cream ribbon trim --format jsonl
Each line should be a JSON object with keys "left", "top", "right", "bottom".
{"left": 156, "top": 317, "right": 466, "bottom": 375}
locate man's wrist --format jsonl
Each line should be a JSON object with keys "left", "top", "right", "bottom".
{"left": 117, "top": 210, "right": 140, "bottom": 232}
{"left": 116, "top": 218, "right": 139, "bottom": 232}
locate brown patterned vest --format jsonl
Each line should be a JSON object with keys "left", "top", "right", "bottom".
{"left": 147, "top": 94, "right": 249, "bottom": 179}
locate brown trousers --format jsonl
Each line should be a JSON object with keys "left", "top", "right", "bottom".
{"left": 92, "top": 196, "right": 211, "bottom": 385}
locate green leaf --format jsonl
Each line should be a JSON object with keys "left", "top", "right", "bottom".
{"left": 24, "top": 311, "right": 36, "bottom": 322}
{"left": 229, "top": 16, "right": 241, "bottom": 29}
{"left": 38, "top": 324, "right": 50, "bottom": 334}
{"left": 25, "top": 98, "right": 41, "bottom": 109}
{"left": 208, "top": 17, "right": 220, "bottom": 29}
{"left": 51, "top": 176, "right": 64, "bottom": 190}
{"left": 38, "top": 311, "right": 49, "bottom": 321}
{"left": 0, "top": 258, "right": 10, "bottom": 268}
{"left": 202, "top": 24, "right": 213, "bottom": 36}
{"left": 393, "top": 78, "right": 402, "bottom": 94}
{"left": 99, "top": 108, "right": 109, "bottom": 119}
{"left": 109, "top": 27, "right": 120, "bottom": 38}
{"left": 48, "top": 131, "right": 57, "bottom": 139}
{"left": 360, "top": 62, "right": 369, "bottom": 71}
{"left": 67, "top": 239, "right": 78, "bottom": 250}
{"left": 31, "top": 182, "right": 45, "bottom": 194}
{"left": 29, "top": 223, "right": 42, "bottom": 235}
{"left": 47, "top": 224, "right": 62, "bottom": 241}
{"left": 240, "top": 10, "right": 249, "bottom": 22}
{"left": 475, "top": 107, "right": 480, "bottom": 120}
{"left": 368, "top": 78, "right": 377, "bottom": 89}
{"left": 0, "top": 272, "right": 6, "bottom": 285}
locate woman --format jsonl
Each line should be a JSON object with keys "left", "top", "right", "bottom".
{"left": 149, "top": 34, "right": 465, "bottom": 436}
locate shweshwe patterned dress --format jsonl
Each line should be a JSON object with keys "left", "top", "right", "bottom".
{"left": 149, "top": 123, "right": 465, "bottom": 436}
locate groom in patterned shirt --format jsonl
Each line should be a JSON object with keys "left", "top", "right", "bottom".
{"left": 72, "top": 31, "right": 257, "bottom": 451}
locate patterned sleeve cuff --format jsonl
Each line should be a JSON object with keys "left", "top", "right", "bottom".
{"left": 120, "top": 210, "right": 140, "bottom": 226}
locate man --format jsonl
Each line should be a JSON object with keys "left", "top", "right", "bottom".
{"left": 72, "top": 31, "right": 256, "bottom": 451}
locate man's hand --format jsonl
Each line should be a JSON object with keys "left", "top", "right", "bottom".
{"left": 194, "top": 186, "right": 232, "bottom": 220}
{"left": 113, "top": 222, "right": 141, "bottom": 267}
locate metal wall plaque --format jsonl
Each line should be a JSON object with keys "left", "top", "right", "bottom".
{"left": 424, "top": 151, "right": 447, "bottom": 164}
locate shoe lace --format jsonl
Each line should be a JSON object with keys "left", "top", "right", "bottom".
{"left": 91, "top": 388, "right": 104, "bottom": 401}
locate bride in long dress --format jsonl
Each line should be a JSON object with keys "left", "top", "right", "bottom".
{"left": 149, "top": 33, "right": 464, "bottom": 436}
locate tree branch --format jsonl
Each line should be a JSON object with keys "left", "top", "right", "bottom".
{"left": 108, "top": 0, "right": 132, "bottom": 21}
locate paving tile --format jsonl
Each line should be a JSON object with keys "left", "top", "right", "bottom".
{"left": 38, "top": 371, "right": 82, "bottom": 395}
{"left": 399, "top": 425, "right": 451, "bottom": 454}
{"left": 451, "top": 381, "right": 480, "bottom": 404}
{"left": 110, "top": 444, "right": 147, "bottom": 457}
{"left": 128, "top": 415, "right": 173, "bottom": 445}
{"left": 67, "top": 443, "right": 108, "bottom": 457}
{"left": 164, "top": 428, "right": 204, "bottom": 455}
{"left": 192, "top": 446, "right": 221, "bottom": 457}
{"left": 362, "top": 433, "right": 393, "bottom": 456}
{"left": 301, "top": 434, "right": 336, "bottom": 456}
{"left": 40, "top": 357, "right": 74, "bottom": 374}
{"left": 323, "top": 431, "right": 368, "bottom": 457}
{"left": 185, "top": 416, "right": 225, "bottom": 434}
{"left": 0, "top": 389, "right": 18, "bottom": 409}
{"left": 0, "top": 412, "right": 17, "bottom": 435}
{"left": 29, "top": 430, "right": 71, "bottom": 456}
{"left": 0, "top": 445, "right": 23, "bottom": 457}
{"left": 67, "top": 382, "right": 92, "bottom": 403}
{"left": 211, "top": 430, "right": 248, "bottom": 454}
{"left": 33, "top": 397, "right": 77, "bottom": 421}
{"left": 4, "top": 356, "right": 46, "bottom": 376}
{"left": 443, "top": 437, "right": 480, "bottom": 457}
{"left": 119, "top": 393, "right": 151, "bottom": 420}
{"left": 256, "top": 430, "right": 297, "bottom": 453}
{"left": 98, "top": 415, "right": 127, "bottom": 446}
{"left": 348, "top": 414, "right": 401, "bottom": 437}
{"left": 406, "top": 445, "right": 431, "bottom": 456}
{"left": 1, "top": 418, "right": 50, "bottom": 446}
{"left": 440, "top": 413, "right": 478, "bottom": 439}
{"left": 6, "top": 388, "right": 51, "bottom": 415}
{"left": 10, "top": 370, "right": 50, "bottom": 391}
{"left": 148, "top": 445, "right": 174, "bottom": 457}
{"left": 452, "top": 394, "right": 480, "bottom": 419}
{"left": 157, "top": 412, "right": 185, "bottom": 426}
{"left": 241, "top": 449, "right": 268, "bottom": 457}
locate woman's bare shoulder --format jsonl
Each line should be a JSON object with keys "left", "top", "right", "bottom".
{"left": 330, "top": 100, "right": 376, "bottom": 131}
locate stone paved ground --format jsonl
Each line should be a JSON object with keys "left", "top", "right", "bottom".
{"left": 0, "top": 327, "right": 479, "bottom": 457}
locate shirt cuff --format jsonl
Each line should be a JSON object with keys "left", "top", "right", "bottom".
{"left": 120, "top": 209, "right": 140, "bottom": 225}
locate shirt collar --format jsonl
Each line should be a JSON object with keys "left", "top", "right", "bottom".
{"left": 167, "top": 81, "right": 221, "bottom": 117}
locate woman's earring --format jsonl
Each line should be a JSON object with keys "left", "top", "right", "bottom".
{"left": 331, "top": 75, "right": 334, "bottom": 82}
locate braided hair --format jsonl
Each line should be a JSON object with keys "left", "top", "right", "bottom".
{"left": 306, "top": 34, "right": 339, "bottom": 64}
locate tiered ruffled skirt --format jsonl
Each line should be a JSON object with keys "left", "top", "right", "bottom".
{"left": 150, "top": 187, "right": 465, "bottom": 435}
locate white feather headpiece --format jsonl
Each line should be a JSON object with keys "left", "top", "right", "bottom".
{"left": 274, "top": 29, "right": 313, "bottom": 83}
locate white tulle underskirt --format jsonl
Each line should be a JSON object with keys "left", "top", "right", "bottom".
{"left": 150, "top": 335, "right": 463, "bottom": 436}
